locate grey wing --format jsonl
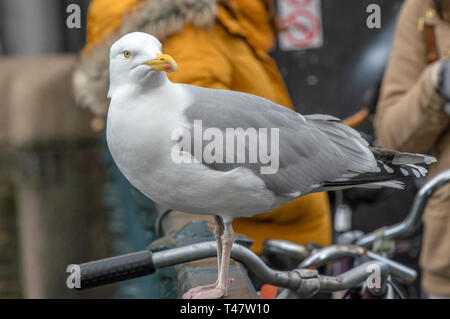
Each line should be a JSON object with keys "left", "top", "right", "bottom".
{"left": 181, "top": 84, "right": 379, "bottom": 196}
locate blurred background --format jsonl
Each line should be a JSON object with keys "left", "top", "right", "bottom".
{"left": 1, "top": 0, "right": 421, "bottom": 299}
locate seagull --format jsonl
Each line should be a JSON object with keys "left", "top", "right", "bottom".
{"left": 106, "top": 32, "right": 436, "bottom": 299}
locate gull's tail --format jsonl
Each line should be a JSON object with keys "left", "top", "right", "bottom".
{"left": 304, "top": 114, "right": 436, "bottom": 192}
{"left": 319, "top": 147, "right": 436, "bottom": 191}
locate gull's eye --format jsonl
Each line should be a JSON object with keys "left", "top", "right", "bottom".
{"left": 123, "top": 50, "right": 132, "bottom": 59}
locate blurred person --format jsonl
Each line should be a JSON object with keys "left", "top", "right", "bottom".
{"left": 375, "top": 0, "right": 450, "bottom": 298}
{"left": 72, "top": 0, "right": 332, "bottom": 256}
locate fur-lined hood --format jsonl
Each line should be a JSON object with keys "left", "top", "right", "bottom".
{"left": 72, "top": 0, "right": 217, "bottom": 116}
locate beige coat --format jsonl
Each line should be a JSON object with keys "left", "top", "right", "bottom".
{"left": 375, "top": 0, "right": 450, "bottom": 295}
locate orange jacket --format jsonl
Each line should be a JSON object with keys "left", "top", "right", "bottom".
{"left": 73, "top": 0, "right": 332, "bottom": 253}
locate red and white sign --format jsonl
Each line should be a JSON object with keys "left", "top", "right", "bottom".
{"left": 278, "top": 0, "right": 323, "bottom": 51}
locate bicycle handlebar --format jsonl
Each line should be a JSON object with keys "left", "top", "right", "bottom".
{"left": 75, "top": 241, "right": 389, "bottom": 297}
{"left": 77, "top": 250, "right": 155, "bottom": 289}
{"left": 76, "top": 242, "right": 289, "bottom": 290}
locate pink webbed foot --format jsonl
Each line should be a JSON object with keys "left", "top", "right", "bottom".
{"left": 182, "top": 282, "right": 217, "bottom": 299}
{"left": 183, "top": 285, "right": 226, "bottom": 299}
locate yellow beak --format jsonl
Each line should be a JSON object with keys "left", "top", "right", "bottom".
{"left": 144, "top": 53, "right": 178, "bottom": 72}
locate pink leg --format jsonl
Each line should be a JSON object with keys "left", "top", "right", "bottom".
{"left": 182, "top": 216, "right": 227, "bottom": 299}
{"left": 215, "top": 219, "right": 234, "bottom": 295}
{"left": 184, "top": 219, "right": 234, "bottom": 299}
{"left": 214, "top": 216, "right": 224, "bottom": 271}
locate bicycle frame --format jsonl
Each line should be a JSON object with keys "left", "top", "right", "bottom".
{"left": 298, "top": 244, "right": 416, "bottom": 283}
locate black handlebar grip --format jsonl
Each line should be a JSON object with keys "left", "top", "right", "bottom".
{"left": 77, "top": 250, "right": 155, "bottom": 289}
